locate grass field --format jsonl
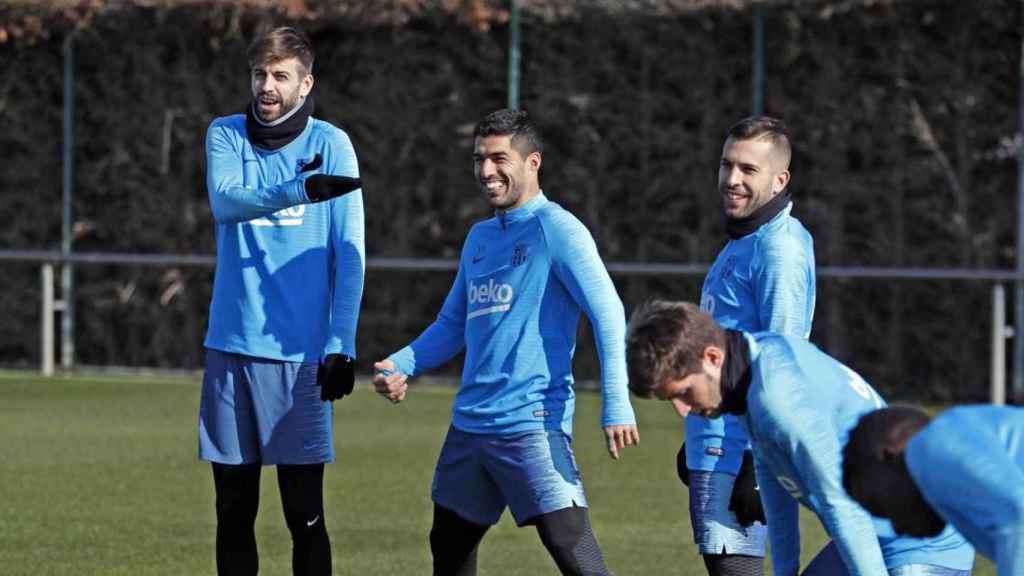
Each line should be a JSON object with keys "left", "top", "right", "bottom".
{"left": 0, "top": 371, "right": 994, "bottom": 575}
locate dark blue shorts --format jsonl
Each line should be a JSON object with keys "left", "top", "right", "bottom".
{"left": 199, "top": 349, "right": 333, "bottom": 465}
{"left": 431, "top": 426, "right": 587, "bottom": 526}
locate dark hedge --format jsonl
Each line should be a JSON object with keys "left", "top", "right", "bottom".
{"left": 0, "top": 0, "right": 1017, "bottom": 401}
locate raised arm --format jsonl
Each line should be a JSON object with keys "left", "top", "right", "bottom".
{"left": 206, "top": 119, "right": 361, "bottom": 224}
{"left": 205, "top": 119, "right": 309, "bottom": 223}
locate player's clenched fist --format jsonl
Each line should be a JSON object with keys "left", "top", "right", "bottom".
{"left": 372, "top": 359, "right": 409, "bottom": 404}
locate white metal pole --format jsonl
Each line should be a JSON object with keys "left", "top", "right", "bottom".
{"left": 994, "top": 283, "right": 1007, "bottom": 405}
{"left": 41, "top": 263, "right": 55, "bottom": 377}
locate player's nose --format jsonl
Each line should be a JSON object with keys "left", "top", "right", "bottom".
{"left": 671, "top": 397, "right": 692, "bottom": 419}
{"left": 725, "top": 167, "right": 744, "bottom": 187}
{"left": 478, "top": 159, "right": 497, "bottom": 178}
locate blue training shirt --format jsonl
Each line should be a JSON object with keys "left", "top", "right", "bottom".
{"left": 906, "top": 405, "right": 1024, "bottom": 575}
{"left": 741, "top": 333, "right": 975, "bottom": 575}
{"left": 203, "top": 113, "right": 365, "bottom": 363}
{"left": 689, "top": 202, "right": 815, "bottom": 474}
{"left": 388, "top": 192, "right": 636, "bottom": 436}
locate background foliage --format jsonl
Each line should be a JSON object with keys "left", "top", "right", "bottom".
{"left": 0, "top": 0, "right": 1019, "bottom": 401}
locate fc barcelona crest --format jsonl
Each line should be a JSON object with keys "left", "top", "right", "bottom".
{"left": 719, "top": 255, "right": 737, "bottom": 281}
{"left": 511, "top": 244, "right": 529, "bottom": 267}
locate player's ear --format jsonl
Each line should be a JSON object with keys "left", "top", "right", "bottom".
{"left": 772, "top": 169, "right": 790, "bottom": 195}
{"left": 300, "top": 73, "right": 314, "bottom": 98}
{"left": 703, "top": 345, "right": 725, "bottom": 368}
{"left": 527, "top": 151, "right": 542, "bottom": 173}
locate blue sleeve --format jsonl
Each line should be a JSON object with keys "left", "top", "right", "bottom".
{"left": 324, "top": 131, "right": 365, "bottom": 358}
{"left": 752, "top": 229, "right": 815, "bottom": 338}
{"left": 205, "top": 118, "right": 309, "bottom": 224}
{"left": 543, "top": 211, "right": 635, "bottom": 427}
{"left": 909, "top": 420, "right": 1024, "bottom": 575}
{"left": 753, "top": 444, "right": 801, "bottom": 575}
{"left": 761, "top": 382, "right": 887, "bottom": 575}
{"left": 388, "top": 262, "right": 467, "bottom": 376}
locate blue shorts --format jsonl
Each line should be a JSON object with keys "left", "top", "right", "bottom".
{"left": 688, "top": 470, "right": 766, "bottom": 556}
{"left": 431, "top": 426, "right": 587, "bottom": 527}
{"left": 803, "top": 542, "right": 971, "bottom": 576}
{"left": 198, "top": 348, "right": 333, "bottom": 465}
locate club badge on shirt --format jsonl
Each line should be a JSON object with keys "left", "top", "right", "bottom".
{"left": 512, "top": 243, "right": 529, "bottom": 267}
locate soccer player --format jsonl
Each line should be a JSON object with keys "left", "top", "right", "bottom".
{"left": 683, "top": 116, "right": 815, "bottom": 576}
{"left": 844, "top": 405, "right": 1024, "bottom": 575}
{"left": 625, "top": 301, "right": 975, "bottom": 575}
{"left": 372, "top": 108, "right": 639, "bottom": 576}
{"left": 198, "top": 27, "right": 365, "bottom": 576}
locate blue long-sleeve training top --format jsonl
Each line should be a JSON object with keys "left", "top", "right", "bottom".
{"left": 203, "top": 113, "right": 365, "bottom": 362}
{"left": 388, "top": 192, "right": 636, "bottom": 436}
{"left": 689, "top": 203, "right": 816, "bottom": 474}
{"left": 906, "top": 405, "right": 1024, "bottom": 576}
{"left": 741, "top": 333, "right": 974, "bottom": 576}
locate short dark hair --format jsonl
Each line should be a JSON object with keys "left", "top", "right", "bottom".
{"left": 248, "top": 27, "right": 315, "bottom": 75}
{"left": 842, "top": 406, "right": 931, "bottom": 517}
{"left": 727, "top": 115, "right": 791, "bottom": 167}
{"left": 473, "top": 108, "right": 544, "bottom": 157}
{"left": 625, "top": 300, "right": 725, "bottom": 399}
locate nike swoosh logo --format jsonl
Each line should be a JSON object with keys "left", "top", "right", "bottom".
{"left": 306, "top": 515, "right": 320, "bottom": 527}
{"left": 472, "top": 255, "right": 485, "bottom": 263}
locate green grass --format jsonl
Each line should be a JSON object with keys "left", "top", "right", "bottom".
{"left": 0, "top": 371, "right": 994, "bottom": 575}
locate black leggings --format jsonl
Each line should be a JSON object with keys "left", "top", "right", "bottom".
{"left": 430, "top": 504, "right": 611, "bottom": 576}
{"left": 212, "top": 462, "right": 331, "bottom": 576}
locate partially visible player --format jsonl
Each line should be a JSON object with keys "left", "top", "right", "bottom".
{"left": 845, "top": 405, "right": 1024, "bottom": 575}
{"left": 684, "top": 115, "right": 815, "bottom": 576}
{"left": 625, "top": 301, "right": 975, "bottom": 576}
{"left": 198, "top": 26, "right": 365, "bottom": 576}
{"left": 373, "top": 108, "right": 639, "bottom": 576}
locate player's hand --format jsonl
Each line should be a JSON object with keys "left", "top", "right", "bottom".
{"left": 303, "top": 174, "right": 362, "bottom": 202}
{"left": 676, "top": 442, "right": 690, "bottom": 486}
{"left": 372, "top": 359, "right": 408, "bottom": 404}
{"left": 603, "top": 424, "right": 639, "bottom": 460}
{"left": 729, "top": 450, "right": 766, "bottom": 527}
{"left": 317, "top": 353, "right": 355, "bottom": 401}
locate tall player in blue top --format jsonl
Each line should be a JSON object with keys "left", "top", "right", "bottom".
{"left": 625, "top": 301, "right": 975, "bottom": 575}
{"left": 684, "top": 116, "right": 816, "bottom": 576}
{"left": 197, "top": 27, "right": 365, "bottom": 576}
{"left": 373, "top": 109, "right": 639, "bottom": 576}
{"left": 845, "top": 405, "right": 1024, "bottom": 575}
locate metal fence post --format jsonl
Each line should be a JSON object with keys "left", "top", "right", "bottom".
{"left": 41, "top": 263, "right": 55, "bottom": 377}
{"left": 61, "top": 33, "right": 75, "bottom": 371}
{"left": 993, "top": 283, "right": 1008, "bottom": 405}
{"left": 752, "top": 4, "right": 765, "bottom": 115}
{"left": 507, "top": 0, "right": 521, "bottom": 109}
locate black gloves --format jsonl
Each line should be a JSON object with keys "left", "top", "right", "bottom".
{"left": 680, "top": 443, "right": 764, "bottom": 527}
{"left": 304, "top": 174, "right": 362, "bottom": 202}
{"left": 676, "top": 442, "right": 690, "bottom": 486}
{"left": 299, "top": 153, "right": 362, "bottom": 202}
{"left": 317, "top": 353, "right": 355, "bottom": 401}
{"left": 729, "top": 450, "right": 767, "bottom": 527}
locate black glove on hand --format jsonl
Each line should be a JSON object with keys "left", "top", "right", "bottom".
{"left": 729, "top": 450, "right": 767, "bottom": 527}
{"left": 304, "top": 174, "right": 362, "bottom": 203}
{"left": 317, "top": 353, "right": 355, "bottom": 401}
{"left": 676, "top": 442, "right": 690, "bottom": 486}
